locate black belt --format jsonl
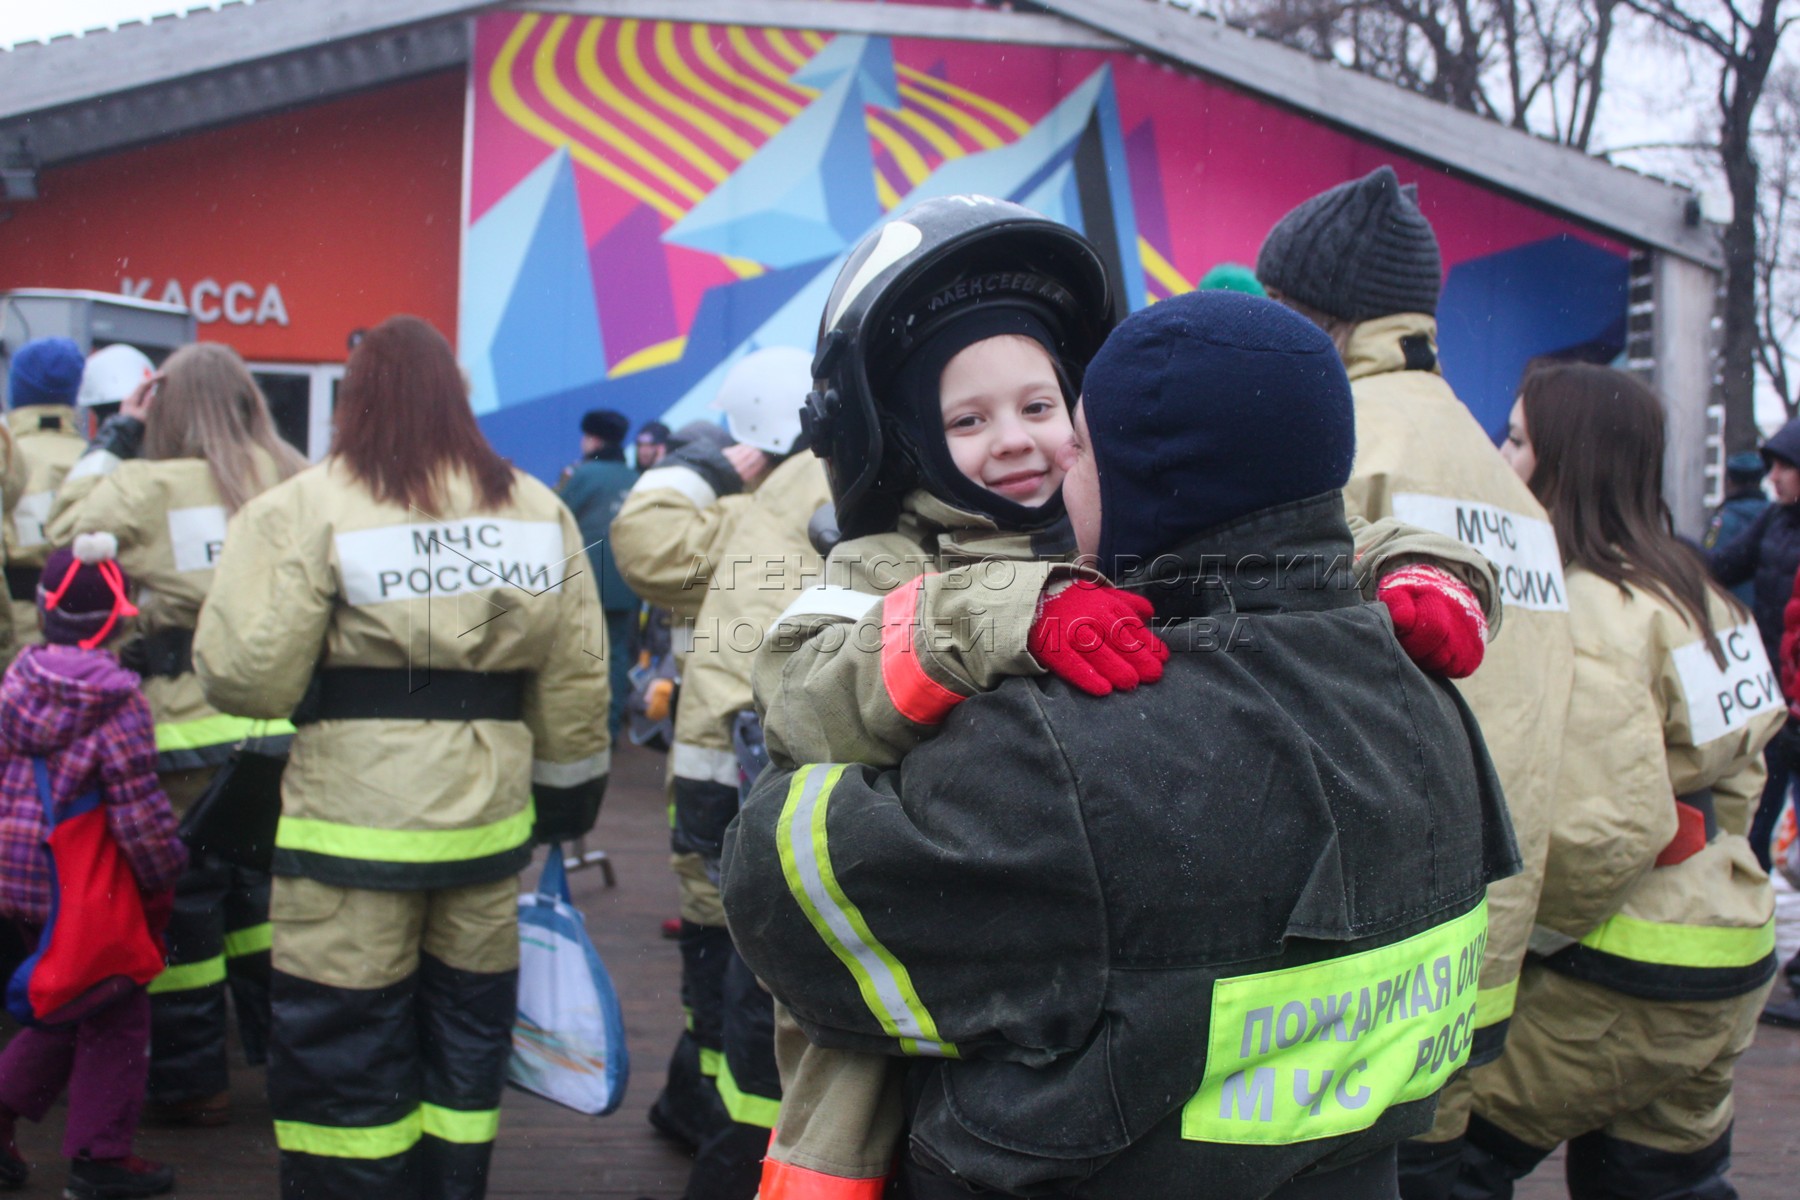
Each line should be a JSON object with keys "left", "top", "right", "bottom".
{"left": 5, "top": 565, "right": 39, "bottom": 603}
{"left": 293, "top": 667, "right": 526, "bottom": 724}
{"left": 119, "top": 627, "right": 194, "bottom": 679}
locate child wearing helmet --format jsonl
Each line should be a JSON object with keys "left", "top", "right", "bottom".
{"left": 728, "top": 198, "right": 1503, "bottom": 1200}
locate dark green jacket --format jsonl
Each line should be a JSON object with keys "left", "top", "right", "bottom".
{"left": 722, "top": 492, "right": 1518, "bottom": 1198}
{"left": 559, "top": 456, "right": 640, "bottom": 613}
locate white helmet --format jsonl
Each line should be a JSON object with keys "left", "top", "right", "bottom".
{"left": 710, "top": 346, "right": 813, "bottom": 455}
{"left": 77, "top": 344, "right": 155, "bottom": 408}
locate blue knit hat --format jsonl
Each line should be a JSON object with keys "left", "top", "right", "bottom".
{"left": 1082, "top": 291, "right": 1356, "bottom": 576}
{"left": 7, "top": 337, "right": 85, "bottom": 409}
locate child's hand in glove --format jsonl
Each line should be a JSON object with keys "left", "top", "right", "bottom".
{"left": 1377, "top": 564, "right": 1488, "bottom": 679}
{"left": 1029, "top": 580, "right": 1170, "bottom": 697}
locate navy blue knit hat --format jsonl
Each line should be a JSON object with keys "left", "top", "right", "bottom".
{"left": 1082, "top": 291, "right": 1356, "bottom": 576}
{"left": 7, "top": 337, "right": 85, "bottom": 409}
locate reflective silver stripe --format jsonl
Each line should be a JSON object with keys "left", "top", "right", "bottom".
{"left": 632, "top": 465, "right": 716, "bottom": 510}
{"left": 671, "top": 620, "right": 695, "bottom": 657}
{"left": 672, "top": 741, "right": 738, "bottom": 787}
{"left": 770, "top": 585, "right": 884, "bottom": 632}
{"left": 62, "top": 449, "right": 121, "bottom": 484}
{"left": 783, "top": 766, "right": 954, "bottom": 1056}
{"left": 531, "top": 749, "right": 611, "bottom": 788}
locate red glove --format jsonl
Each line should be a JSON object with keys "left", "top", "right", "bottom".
{"left": 1378, "top": 565, "right": 1488, "bottom": 679}
{"left": 1028, "top": 580, "right": 1170, "bottom": 697}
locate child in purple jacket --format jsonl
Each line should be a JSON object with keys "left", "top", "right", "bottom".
{"left": 0, "top": 534, "right": 185, "bottom": 1199}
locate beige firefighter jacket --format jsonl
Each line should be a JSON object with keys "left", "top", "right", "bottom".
{"left": 1534, "top": 571, "right": 1779, "bottom": 955}
{"left": 671, "top": 452, "right": 832, "bottom": 779}
{"left": 610, "top": 462, "right": 759, "bottom": 620}
{"left": 5, "top": 406, "right": 87, "bottom": 647}
{"left": 48, "top": 446, "right": 293, "bottom": 768}
{"left": 753, "top": 489, "right": 1503, "bottom": 772}
{"left": 1339, "top": 312, "right": 1575, "bottom": 1044}
{"left": 191, "top": 459, "right": 611, "bottom": 889}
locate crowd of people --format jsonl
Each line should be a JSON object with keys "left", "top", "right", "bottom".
{"left": 0, "top": 164, "right": 1788, "bottom": 1200}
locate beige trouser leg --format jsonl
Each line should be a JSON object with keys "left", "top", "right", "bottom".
{"left": 1465, "top": 965, "right": 1772, "bottom": 1153}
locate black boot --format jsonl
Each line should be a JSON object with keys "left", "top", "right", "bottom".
{"left": 1449, "top": 1115, "right": 1555, "bottom": 1200}
{"left": 1398, "top": 1136, "right": 1465, "bottom": 1200}
{"left": 1564, "top": 1126, "right": 1737, "bottom": 1200}
{"left": 64, "top": 1154, "right": 174, "bottom": 1199}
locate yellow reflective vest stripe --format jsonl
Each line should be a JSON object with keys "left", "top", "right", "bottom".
{"left": 716, "top": 1059, "right": 781, "bottom": 1129}
{"left": 148, "top": 955, "right": 227, "bottom": 994}
{"left": 1472, "top": 976, "right": 1517, "bottom": 1029}
{"left": 1578, "top": 912, "right": 1776, "bottom": 970}
{"left": 1182, "top": 900, "right": 1489, "bottom": 1145}
{"left": 155, "top": 713, "right": 296, "bottom": 754}
{"left": 776, "top": 764, "right": 958, "bottom": 1060}
{"left": 420, "top": 1103, "right": 502, "bottom": 1145}
{"left": 275, "top": 803, "right": 535, "bottom": 865}
{"left": 273, "top": 1103, "right": 500, "bottom": 1159}
{"left": 224, "top": 922, "right": 273, "bottom": 959}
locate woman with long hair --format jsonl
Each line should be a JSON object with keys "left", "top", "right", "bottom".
{"left": 47, "top": 341, "right": 307, "bottom": 1126}
{"left": 191, "top": 315, "right": 610, "bottom": 1200}
{"left": 1450, "top": 363, "right": 1782, "bottom": 1199}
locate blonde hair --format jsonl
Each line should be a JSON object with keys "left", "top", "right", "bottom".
{"left": 142, "top": 344, "right": 307, "bottom": 513}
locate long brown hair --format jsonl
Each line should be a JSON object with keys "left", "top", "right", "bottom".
{"left": 1520, "top": 362, "right": 1741, "bottom": 662}
{"left": 143, "top": 343, "right": 307, "bottom": 514}
{"left": 331, "top": 315, "right": 515, "bottom": 512}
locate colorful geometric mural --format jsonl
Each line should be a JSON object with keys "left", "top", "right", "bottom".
{"left": 463, "top": 11, "right": 1632, "bottom": 483}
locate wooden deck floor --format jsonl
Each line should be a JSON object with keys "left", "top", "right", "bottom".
{"left": 8, "top": 740, "right": 1798, "bottom": 1198}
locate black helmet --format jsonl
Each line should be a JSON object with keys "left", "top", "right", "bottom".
{"left": 801, "top": 196, "right": 1118, "bottom": 540}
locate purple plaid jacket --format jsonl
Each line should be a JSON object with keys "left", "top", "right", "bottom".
{"left": 0, "top": 645, "right": 186, "bottom": 925}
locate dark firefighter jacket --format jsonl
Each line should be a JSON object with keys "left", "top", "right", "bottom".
{"left": 722, "top": 492, "right": 1519, "bottom": 1199}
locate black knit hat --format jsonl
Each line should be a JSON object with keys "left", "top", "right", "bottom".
{"left": 580, "top": 409, "right": 630, "bottom": 444}
{"left": 1083, "top": 291, "right": 1355, "bottom": 577}
{"left": 1256, "top": 167, "right": 1442, "bottom": 322}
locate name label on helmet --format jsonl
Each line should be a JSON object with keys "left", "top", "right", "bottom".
{"left": 1671, "top": 622, "right": 1778, "bottom": 744}
{"left": 335, "top": 518, "right": 568, "bottom": 606}
{"left": 1391, "top": 493, "right": 1569, "bottom": 612}
{"left": 1182, "top": 900, "right": 1487, "bottom": 1145}
{"left": 919, "top": 272, "right": 1074, "bottom": 319}
{"left": 168, "top": 505, "right": 228, "bottom": 573}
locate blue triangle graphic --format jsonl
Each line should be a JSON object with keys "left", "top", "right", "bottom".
{"left": 460, "top": 149, "right": 568, "bottom": 413}
{"left": 487, "top": 152, "right": 608, "bottom": 413}
{"left": 662, "top": 38, "right": 887, "bottom": 268}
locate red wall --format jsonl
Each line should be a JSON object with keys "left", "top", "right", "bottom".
{"left": 0, "top": 70, "right": 464, "bottom": 361}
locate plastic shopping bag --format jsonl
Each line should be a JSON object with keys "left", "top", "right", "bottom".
{"left": 508, "top": 849, "right": 629, "bottom": 1114}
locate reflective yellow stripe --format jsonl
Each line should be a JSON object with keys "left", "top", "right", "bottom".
{"left": 716, "top": 1059, "right": 780, "bottom": 1129}
{"left": 777, "top": 765, "right": 958, "bottom": 1058}
{"left": 224, "top": 922, "right": 272, "bottom": 959}
{"left": 1181, "top": 900, "right": 1489, "bottom": 1145}
{"left": 275, "top": 803, "right": 534, "bottom": 865}
{"left": 274, "top": 1111, "right": 422, "bottom": 1159}
{"left": 698, "top": 1046, "right": 723, "bottom": 1078}
{"left": 421, "top": 1103, "right": 500, "bottom": 1144}
{"left": 155, "top": 714, "right": 295, "bottom": 753}
{"left": 147, "top": 954, "right": 226, "bottom": 994}
{"left": 1579, "top": 913, "right": 1776, "bottom": 969}
{"left": 1473, "top": 975, "right": 1517, "bottom": 1029}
